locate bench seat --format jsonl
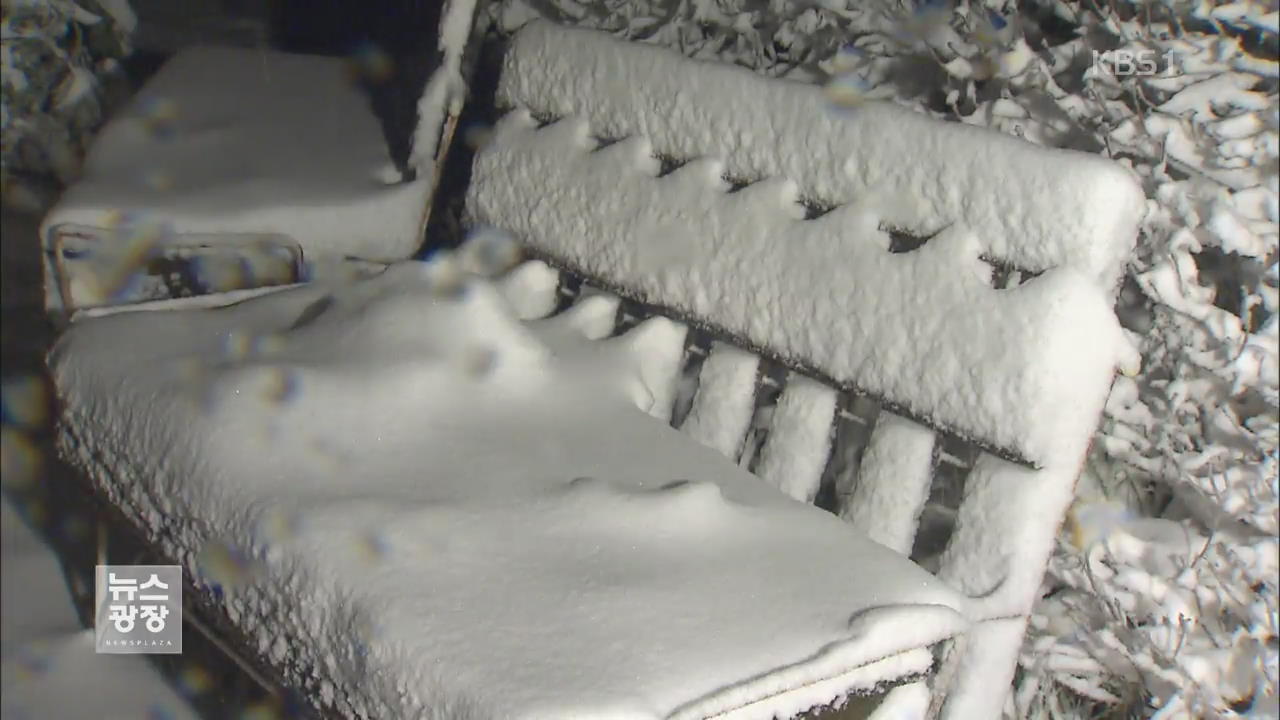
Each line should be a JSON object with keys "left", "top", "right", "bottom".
{"left": 462, "top": 22, "right": 1145, "bottom": 718}
{"left": 52, "top": 262, "right": 972, "bottom": 719}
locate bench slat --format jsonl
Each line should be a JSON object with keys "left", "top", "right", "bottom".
{"left": 840, "top": 413, "right": 936, "bottom": 555}
{"left": 939, "top": 453, "right": 1082, "bottom": 617}
{"left": 756, "top": 374, "right": 838, "bottom": 504}
{"left": 679, "top": 342, "right": 760, "bottom": 460}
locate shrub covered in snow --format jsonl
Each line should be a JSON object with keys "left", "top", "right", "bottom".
{"left": 0, "top": 0, "right": 135, "bottom": 207}
{"left": 486, "top": 1, "right": 1278, "bottom": 716}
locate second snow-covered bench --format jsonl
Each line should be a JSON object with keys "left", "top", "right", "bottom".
{"left": 38, "top": 0, "right": 481, "bottom": 319}
{"left": 463, "top": 21, "right": 1147, "bottom": 719}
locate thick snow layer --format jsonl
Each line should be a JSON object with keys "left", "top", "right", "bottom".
{"left": 40, "top": 45, "right": 436, "bottom": 311}
{"left": 468, "top": 110, "right": 1132, "bottom": 469}
{"left": 52, "top": 262, "right": 971, "bottom": 719}
{"left": 494, "top": 21, "right": 1145, "bottom": 290}
{"left": 1, "top": 499, "right": 198, "bottom": 720}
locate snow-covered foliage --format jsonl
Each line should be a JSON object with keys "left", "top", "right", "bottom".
{"left": 487, "top": 0, "right": 1278, "bottom": 716}
{"left": 1, "top": 0, "right": 134, "bottom": 208}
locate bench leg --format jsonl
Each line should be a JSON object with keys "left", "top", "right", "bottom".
{"left": 931, "top": 617, "right": 1026, "bottom": 720}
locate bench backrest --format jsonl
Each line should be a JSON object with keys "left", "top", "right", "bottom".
{"left": 465, "top": 21, "right": 1145, "bottom": 719}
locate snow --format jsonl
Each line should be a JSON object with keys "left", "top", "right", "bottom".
{"left": 756, "top": 374, "right": 838, "bottom": 504}
{"left": 866, "top": 681, "right": 929, "bottom": 720}
{"left": 932, "top": 617, "right": 1029, "bottom": 719}
{"left": 468, "top": 107, "right": 1133, "bottom": 470}
{"left": 680, "top": 342, "right": 760, "bottom": 460}
{"left": 39, "top": 45, "right": 436, "bottom": 313}
{"left": 545, "top": 287, "right": 620, "bottom": 339}
{"left": 407, "top": 0, "right": 480, "bottom": 174}
{"left": 94, "top": 0, "right": 138, "bottom": 34}
{"left": 495, "top": 259, "right": 561, "bottom": 319}
{"left": 491, "top": 21, "right": 1146, "bottom": 291}
{"left": 52, "top": 260, "right": 973, "bottom": 719}
{"left": 841, "top": 414, "right": 937, "bottom": 556}
{"left": 605, "top": 313, "right": 688, "bottom": 421}
{"left": 697, "top": 651, "right": 932, "bottom": 720}
{"left": 52, "top": 66, "right": 98, "bottom": 110}
{"left": 1, "top": 498, "right": 198, "bottom": 720}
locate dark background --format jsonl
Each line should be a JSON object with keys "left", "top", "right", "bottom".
{"left": 269, "top": 0, "right": 451, "bottom": 176}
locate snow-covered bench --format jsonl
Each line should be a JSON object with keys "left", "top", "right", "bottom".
{"left": 38, "top": 0, "right": 481, "bottom": 319}
{"left": 461, "top": 21, "right": 1148, "bottom": 718}
{"left": 45, "top": 19, "right": 1145, "bottom": 720}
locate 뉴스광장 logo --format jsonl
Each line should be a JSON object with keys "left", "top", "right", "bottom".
{"left": 95, "top": 565, "right": 182, "bottom": 654}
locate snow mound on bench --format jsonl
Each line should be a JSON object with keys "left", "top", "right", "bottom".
{"left": 496, "top": 21, "right": 1144, "bottom": 290}
{"left": 469, "top": 113, "right": 1135, "bottom": 468}
{"left": 52, "top": 262, "right": 971, "bottom": 719}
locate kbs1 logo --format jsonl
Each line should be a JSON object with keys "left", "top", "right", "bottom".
{"left": 1092, "top": 49, "right": 1177, "bottom": 78}
{"left": 95, "top": 565, "right": 182, "bottom": 654}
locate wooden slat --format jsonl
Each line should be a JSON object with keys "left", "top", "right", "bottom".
{"left": 679, "top": 342, "right": 760, "bottom": 460}
{"left": 938, "top": 453, "right": 1078, "bottom": 615}
{"left": 819, "top": 396, "right": 878, "bottom": 518}
{"left": 738, "top": 368, "right": 784, "bottom": 470}
{"left": 756, "top": 373, "right": 838, "bottom": 504}
{"left": 841, "top": 413, "right": 937, "bottom": 556}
